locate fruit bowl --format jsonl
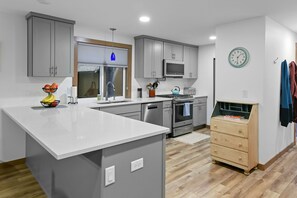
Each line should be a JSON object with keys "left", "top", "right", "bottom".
{"left": 40, "top": 100, "right": 60, "bottom": 108}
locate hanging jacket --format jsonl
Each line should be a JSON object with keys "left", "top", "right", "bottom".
{"left": 280, "top": 60, "right": 293, "bottom": 127}
{"left": 289, "top": 61, "right": 297, "bottom": 122}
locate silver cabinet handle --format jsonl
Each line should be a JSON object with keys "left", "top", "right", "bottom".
{"left": 54, "top": 66, "right": 57, "bottom": 75}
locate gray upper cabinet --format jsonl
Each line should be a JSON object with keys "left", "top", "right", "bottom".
{"left": 135, "top": 38, "right": 163, "bottom": 78}
{"left": 164, "top": 42, "right": 184, "bottom": 61}
{"left": 27, "top": 12, "right": 75, "bottom": 77}
{"left": 184, "top": 46, "right": 198, "bottom": 79}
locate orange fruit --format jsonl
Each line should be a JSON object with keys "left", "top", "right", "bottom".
{"left": 43, "top": 84, "right": 51, "bottom": 93}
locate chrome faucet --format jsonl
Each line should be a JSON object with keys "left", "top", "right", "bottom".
{"left": 106, "top": 81, "right": 115, "bottom": 101}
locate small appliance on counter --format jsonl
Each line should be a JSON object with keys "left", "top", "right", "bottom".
{"left": 137, "top": 88, "right": 142, "bottom": 98}
{"left": 171, "top": 86, "right": 180, "bottom": 95}
{"left": 68, "top": 86, "right": 78, "bottom": 104}
{"left": 183, "top": 87, "right": 196, "bottom": 95}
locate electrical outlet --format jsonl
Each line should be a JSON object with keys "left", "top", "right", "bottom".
{"left": 131, "top": 158, "right": 144, "bottom": 172}
{"left": 105, "top": 165, "right": 115, "bottom": 186}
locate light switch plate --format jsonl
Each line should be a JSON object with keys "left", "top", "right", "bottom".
{"left": 105, "top": 165, "right": 115, "bottom": 186}
{"left": 131, "top": 158, "right": 144, "bottom": 172}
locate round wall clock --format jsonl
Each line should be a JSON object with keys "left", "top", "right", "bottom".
{"left": 228, "top": 47, "right": 250, "bottom": 68}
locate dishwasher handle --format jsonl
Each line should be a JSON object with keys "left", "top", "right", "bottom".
{"left": 147, "top": 105, "right": 158, "bottom": 109}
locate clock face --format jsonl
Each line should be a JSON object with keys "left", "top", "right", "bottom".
{"left": 228, "top": 47, "right": 249, "bottom": 68}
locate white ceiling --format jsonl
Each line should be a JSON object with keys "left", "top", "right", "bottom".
{"left": 1, "top": 0, "right": 297, "bottom": 45}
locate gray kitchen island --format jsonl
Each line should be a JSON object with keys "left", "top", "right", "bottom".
{"left": 3, "top": 105, "right": 168, "bottom": 198}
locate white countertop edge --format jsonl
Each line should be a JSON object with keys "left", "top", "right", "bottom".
{"left": 2, "top": 108, "right": 169, "bottom": 160}
{"left": 55, "top": 129, "right": 168, "bottom": 160}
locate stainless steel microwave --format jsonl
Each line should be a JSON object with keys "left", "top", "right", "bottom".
{"left": 163, "top": 59, "right": 184, "bottom": 78}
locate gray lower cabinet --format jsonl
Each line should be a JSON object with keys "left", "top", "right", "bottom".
{"left": 26, "top": 133, "right": 166, "bottom": 198}
{"left": 193, "top": 97, "right": 207, "bottom": 128}
{"left": 184, "top": 46, "right": 198, "bottom": 79}
{"left": 135, "top": 38, "right": 163, "bottom": 78}
{"left": 162, "top": 101, "right": 172, "bottom": 134}
{"left": 119, "top": 112, "right": 141, "bottom": 121}
{"left": 27, "top": 12, "right": 75, "bottom": 77}
{"left": 99, "top": 104, "right": 142, "bottom": 121}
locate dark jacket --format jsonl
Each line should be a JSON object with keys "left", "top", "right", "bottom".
{"left": 289, "top": 61, "right": 297, "bottom": 122}
{"left": 280, "top": 60, "right": 293, "bottom": 127}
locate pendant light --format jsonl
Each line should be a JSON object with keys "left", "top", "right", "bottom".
{"left": 110, "top": 28, "right": 116, "bottom": 61}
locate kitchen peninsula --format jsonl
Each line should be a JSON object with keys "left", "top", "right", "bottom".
{"left": 3, "top": 105, "right": 169, "bottom": 198}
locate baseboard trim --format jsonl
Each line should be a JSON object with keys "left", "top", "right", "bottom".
{"left": 258, "top": 142, "right": 295, "bottom": 171}
{"left": 0, "top": 158, "right": 26, "bottom": 168}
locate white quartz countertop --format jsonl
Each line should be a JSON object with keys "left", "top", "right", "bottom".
{"left": 3, "top": 105, "right": 169, "bottom": 160}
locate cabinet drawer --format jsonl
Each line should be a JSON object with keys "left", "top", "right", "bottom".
{"left": 194, "top": 97, "right": 207, "bottom": 104}
{"left": 211, "top": 131, "right": 248, "bottom": 152}
{"left": 163, "top": 101, "right": 172, "bottom": 109}
{"left": 210, "top": 119, "right": 248, "bottom": 138}
{"left": 100, "top": 104, "right": 141, "bottom": 115}
{"left": 211, "top": 144, "right": 248, "bottom": 166}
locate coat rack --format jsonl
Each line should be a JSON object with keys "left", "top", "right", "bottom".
{"left": 274, "top": 57, "right": 279, "bottom": 64}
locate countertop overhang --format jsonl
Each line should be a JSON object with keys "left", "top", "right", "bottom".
{"left": 3, "top": 105, "right": 169, "bottom": 160}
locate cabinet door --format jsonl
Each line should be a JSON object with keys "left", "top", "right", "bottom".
{"left": 197, "top": 105, "right": 207, "bottom": 126}
{"left": 153, "top": 40, "right": 164, "bottom": 78}
{"left": 184, "top": 46, "right": 198, "bottom": 79}
{"left": 143, "top": 39, "right": 163, "bottom": 78}
{"left": 193, "top": 104, "right": 207, "bottom": 127}
{"left": 54, "top": 21, "right": 74, "bottom": 77}
{"left": 32, "top": 17, "right": 54, "bottom": 77}
{"left": 143, "top": 39, "right": 154, "bottom": 78}
{"left": 163, "top": 108, "right": 172, "bottom": 134}
{"left": 193, "top": 105, "right": 199, "bottom": 127}
{"left": 164, "top": 42, "right": 183, "bottom": 61}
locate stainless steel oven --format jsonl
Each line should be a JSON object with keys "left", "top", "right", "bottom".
{"left": 172, "top": 98, "right": 194, "bottom": 137}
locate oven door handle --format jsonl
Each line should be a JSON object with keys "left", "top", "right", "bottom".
{"left": 175, "top": 102, "right": 193, "bottom": 106}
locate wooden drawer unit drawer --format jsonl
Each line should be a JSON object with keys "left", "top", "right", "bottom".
{"left": 211, "top": 131, "right": 248, "bottom": 152}
{"left": 211, "top": 144, "right": 248, "bottom": 166}
{"left": 211, "top": 119, "right": 248, "bottom": 138}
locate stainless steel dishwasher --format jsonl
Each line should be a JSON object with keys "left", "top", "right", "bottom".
{"left": 141, "top": 102, "right": 163, "bottom": 126}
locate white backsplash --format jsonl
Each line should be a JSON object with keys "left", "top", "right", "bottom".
{"left": 133, "top": 78, "right": 198, "bottom": 98}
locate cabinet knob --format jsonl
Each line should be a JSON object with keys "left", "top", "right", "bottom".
{"left": 214, "top": 125, "right": 217, "bottom": 128}
{"left": 238, "top": 143, "right": 242, "bottom": 147}
{"left": 238, "top": 157, "right": 242, "bottom": 161}
{"left": 238, "top": 130, "right": 242, "bottom": 133}
{"left": 214, "top": 137, "right": 217, "bottom": 141}
{"left": 214, "top": 150, "right": 217, "bottom": 153}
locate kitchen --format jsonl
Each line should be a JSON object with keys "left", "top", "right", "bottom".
{"left": 1, "top": 0, "right": 297, "bottom": 198}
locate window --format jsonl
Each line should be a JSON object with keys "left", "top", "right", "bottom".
{"left": 76, "top": 41, "right": 130, "bottom": 99}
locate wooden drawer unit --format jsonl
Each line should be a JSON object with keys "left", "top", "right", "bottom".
{"left": 211, "top": 131, "right": 248, "bottom": 152}
{"left": 210, "top": 101, "right": 258, "bottom": 175}
{"left": 211, "top": 144, "right": 248, "bottom": 166}
{"left": 211, "top": 118, "right": 248, "bottom": 138}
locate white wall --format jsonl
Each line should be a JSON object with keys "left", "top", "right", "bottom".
{"left": 216, "top": 16, "right": 297, "bottom": 164}
{"left": 260, "top": 17, "right": 296, "bottom": 163}
{"left": 0, "top": 11, "right": 72, "bottom": 162}
{"left": 193, "top": 44, "right": 215, "bottom": 125}
{"left": 216, "top": 17, "right": 266, "bottom": 102}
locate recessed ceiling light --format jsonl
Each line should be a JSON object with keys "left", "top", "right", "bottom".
{"left": 37, "top": 0, "right": 51, "bottom": 5}
{"left": 139, "top": 16, "right": 150, "bottom": 23}
{"left": 209, "top": 36, "right": 216, "bottom": 40}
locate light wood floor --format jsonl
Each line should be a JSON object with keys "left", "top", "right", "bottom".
{"left": 1, "top": 128, "right": 297, "bottom": 198}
